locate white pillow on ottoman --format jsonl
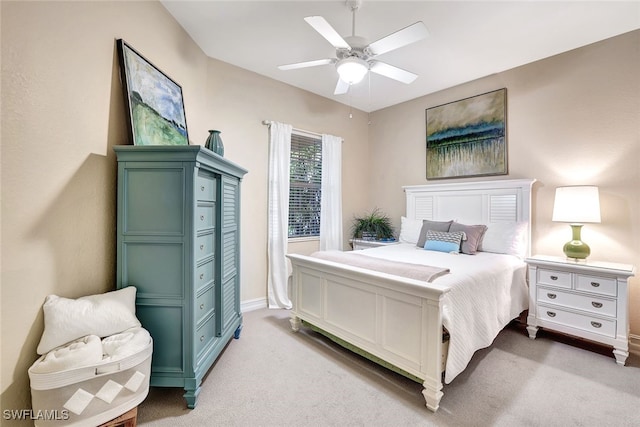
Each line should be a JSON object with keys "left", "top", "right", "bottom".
{"left": 37, "top": 286, "right": 141, "bottom": 355}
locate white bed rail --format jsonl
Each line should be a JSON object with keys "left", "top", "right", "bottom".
{"left": 287, "top": 253, "right": 450, "bottom": 411}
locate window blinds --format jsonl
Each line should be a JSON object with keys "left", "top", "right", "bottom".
{"left": 288, "top": 132, "right": 322, "bottom": 237}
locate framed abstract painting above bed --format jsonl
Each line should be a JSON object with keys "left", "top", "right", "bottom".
{"left": 426, "top": 88, "right": 507, "bottom": 179}
{"left": 117, "top": 39, "right": 189, "bottom": 146}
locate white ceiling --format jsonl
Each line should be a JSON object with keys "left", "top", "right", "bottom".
{"left": 161, "top": 1, "right": 640, "bottom": 112}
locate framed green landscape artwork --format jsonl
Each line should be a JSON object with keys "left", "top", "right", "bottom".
{"left": 426, "top": 88, "right": 507, "bottom": 179}
{"left": 117, "top": 39, "right": 188, "bottom": 146}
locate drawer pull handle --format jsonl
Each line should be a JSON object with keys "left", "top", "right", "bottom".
{"left": 201, "top": 185, "right": 205, "bottom": 191}
{"left": 591, "top": 302, "right": 603, "bottom": 308}
{"left": 200, "top": 244, "right": 204, "bottom": 250}
{"left": 546, "top": 311, "right": 556, "bottom": 318}
{"left": 200, "top": 304, "right": 204, "bottom": 310}
{"left": 200, "top": 215, "right": 205, "bottom": 221}
{"left": 591, "top": 282, "right": 600, "bottom": 288}
{"left": 200, "top": 273, "right": 204, "bottom": 280}
{"left": 547, "top": 293, "right": 557, "bottom": 299}
{"left": 550, "top": 275, "right": 558, "bottom": 281}
{"left": 200, "top": 335, "right": 205, "bottom": 342}
{"left": 591, "top": 321, "right": 602, "bottom": 329}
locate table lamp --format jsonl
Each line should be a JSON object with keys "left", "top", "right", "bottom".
{"left": 552, "top": 186, "right": 601, "bottom": 260}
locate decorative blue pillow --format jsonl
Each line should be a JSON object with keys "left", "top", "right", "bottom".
{"left": 424, "top": 230, "right": 465, "bottom": 253}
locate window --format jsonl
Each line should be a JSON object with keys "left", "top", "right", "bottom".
{"left": 288, "top": 132, "right": 322, "bottom": 238}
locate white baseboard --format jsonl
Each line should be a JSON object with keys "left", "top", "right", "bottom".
{"left": 630, "top": 334, "right": 640, "bottom": 357}
{"left": 241, "top": 297, "right": 267, "bottom": 312}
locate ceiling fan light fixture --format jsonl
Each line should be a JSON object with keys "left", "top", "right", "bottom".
{"left": 336, "top": 57, "right": 368, "bottom": 84}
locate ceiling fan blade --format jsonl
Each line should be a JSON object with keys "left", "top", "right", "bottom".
{"left": 278, "top": 58, "right": 334, "bottom": 71}
{"left": 367, "top": 21, "right": 428, "bottom": 56}
{"left": 369, "top": 61, "right": 418, "bottom": 84}
{"left": 304, "top": 16, "right": 351, "bottom": 50}
{"left": 334, "top": 78, "right": 350, "bottom": 95}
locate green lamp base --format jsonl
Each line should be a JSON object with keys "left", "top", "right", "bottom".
{"left": 563, "top": 224, "right": 590, "bottom": 260}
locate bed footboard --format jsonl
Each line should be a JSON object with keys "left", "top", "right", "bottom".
{"left": 287, "top": 253, "right": 450, "bottom": 412}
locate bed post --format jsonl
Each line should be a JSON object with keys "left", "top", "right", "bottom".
{"left": 420, "top": 295, "right": 445, "bottom": 412}
{"left": 290, "top": 315, "right": 302, "bottom": 332}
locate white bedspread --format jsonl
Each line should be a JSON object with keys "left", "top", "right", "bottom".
{"left": 357, "top": 243, "right": 528, "bottom": 383}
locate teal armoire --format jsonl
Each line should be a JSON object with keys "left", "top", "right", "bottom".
{"left": 114, "top": 145, "right": 247, "bottom": 408}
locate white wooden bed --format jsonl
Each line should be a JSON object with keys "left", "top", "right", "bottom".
{"left": 287, "top": 178, "right": 535, "bottom": 412}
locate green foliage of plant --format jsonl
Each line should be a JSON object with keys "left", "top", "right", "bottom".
{"left": 351, "top": 208, "right": 395, "bottom": 240}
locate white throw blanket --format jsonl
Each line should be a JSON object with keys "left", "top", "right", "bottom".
{"left": 103, "top": 327, "right": 151, "bottom": 361}
{"left": 30, "top": 327, "right": 151, "bottom": 374}
{"left": 29, "top": 335, "right": 103, "bottom": 374}
{"left": 311, "top": 250, "right": 450, "bottom": 282}
{"left": 356, "top": 243, "right": 528, "bottom": 384}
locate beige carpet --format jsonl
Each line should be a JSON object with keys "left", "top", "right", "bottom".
{"left": 137, "top": 308, "right": 640, "bottom": 426}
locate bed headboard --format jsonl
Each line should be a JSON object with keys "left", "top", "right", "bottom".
{"left": 403, "top": 179, "right": 536, "bottom": 254}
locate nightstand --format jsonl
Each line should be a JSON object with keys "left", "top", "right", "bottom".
{"left": 525, "top": 255, "right": 636, "bottom": 365}
{"left": 349, "top": 239, "right": 399, "bottom": 250}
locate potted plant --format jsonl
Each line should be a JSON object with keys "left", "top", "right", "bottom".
{"left": 351, "top": 208, "right": 395, "bottom": 241}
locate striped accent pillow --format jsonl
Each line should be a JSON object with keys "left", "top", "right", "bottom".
{"left": 423, "top": 230, "right": 465, "bottom": 253}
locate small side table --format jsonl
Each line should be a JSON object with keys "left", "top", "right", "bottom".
{"left": 349, "top": 239, "right": 399, "bottom": 251}
{"left": 525, "top": 255, "right": 636, "bottom": 365}
{"left": 99, "top": 406, "right": 137, "bottom": 427}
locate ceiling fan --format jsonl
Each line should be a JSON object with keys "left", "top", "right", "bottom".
{"left": 278, "top": 0, "right": 428, "bottom": 95}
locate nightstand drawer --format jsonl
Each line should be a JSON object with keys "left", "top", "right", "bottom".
{"left": 537, "top": 306, "right": 616, "bottom": 338}
{"left": 575, "top": 274, "right": 617, "bottom": 297}
{"left": 536, "top": 287, "right": 616, "bottom": 317}
{"left": 538, "top": 269, "right": 572, "bottom": 289}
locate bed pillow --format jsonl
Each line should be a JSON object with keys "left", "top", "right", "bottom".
{"left": 449, "top": 222, "right": 488, "bottom": 255}
{"left": 479, "top": 222, "right": 528, "bottom": 257}
{"left": 37, "top": 286, "right": 141, "bottom": 355}
{"left": 416, "top": 220, "right": 453, "bottom": 248}
{"left": 398, "top": 216, "right": 424, "bottom": 244}
{"left": 423, "top": 230, "right": 465, "bottom": 253}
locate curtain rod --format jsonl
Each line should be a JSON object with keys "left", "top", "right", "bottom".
{"left": 262, "top": 120, "right": 323, "bottom": 139}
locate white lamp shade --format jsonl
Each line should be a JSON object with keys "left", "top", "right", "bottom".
{"left": 336, "top": 57, "right": 368, "bottom": 84}
{"left": 552, "top": 186, "right": 601, "bottom": 223}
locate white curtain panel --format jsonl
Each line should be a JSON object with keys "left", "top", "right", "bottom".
{"left": 267, "top": 121, "right": 293, "bottom": 309}
{"left": 320, "top": 134, "right": 343, "bottom": 251}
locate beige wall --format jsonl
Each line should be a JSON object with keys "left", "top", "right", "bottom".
{"left": 369, "top": 30, "right": 640, "bottom": 333}
{"left": 0, "top": 0, "right": 369, "bottom": 416}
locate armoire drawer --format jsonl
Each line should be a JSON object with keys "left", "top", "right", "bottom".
{"left": 536, "top": 287, "right": 616, "bottom": 317}
{"left": 195, "top": 260, "right": 214, "bottom": 290}
{"left": 196, "top": 232, "right": 215, "bottom": 261}
{"left": 195, "top": 316, "right": 216, "bottom": 361}
{"left": 537, "top": 305, "right": 616, "bottom": 338}
{"left": 196, "top": 286, "right": 215, "bottom": 326}
{"left": 196, "top": 173, "right": 216, "bottom": 202}
{"left": 196, "top": 203, "right": 215, "bottom": 230}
